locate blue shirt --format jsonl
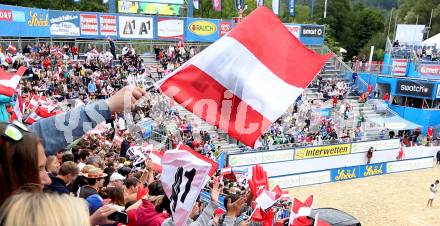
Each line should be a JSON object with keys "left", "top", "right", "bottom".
{"left": 87, "top": 82, "right": 97, "bottom": 93}
{"left": 29, "top": 100, "right": 112, "bottom": 155}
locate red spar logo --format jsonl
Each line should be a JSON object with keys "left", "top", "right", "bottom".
{"left": 220, "top": 22, "right": 231, "bottom": 36}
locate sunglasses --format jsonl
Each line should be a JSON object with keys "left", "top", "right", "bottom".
{"left": 0, "top": 120, "right": 30, "bottom": 142}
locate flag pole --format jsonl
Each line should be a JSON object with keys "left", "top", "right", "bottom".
{"left": 386, "top": 8, "right": 393, "bottom": 39}
{"left": 323, "top": 0, "right": 327, "bottom": 19}
{"left": 427, "top": 8, "right": 433, "bottom": 38}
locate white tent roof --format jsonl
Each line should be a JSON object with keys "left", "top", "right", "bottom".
{"left": 423, "top": 33, "right": 440, "bottom": 46}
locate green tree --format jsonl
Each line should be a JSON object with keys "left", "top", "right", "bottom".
{"left": 0, "top": 0, "right": 107, "bottom": 12}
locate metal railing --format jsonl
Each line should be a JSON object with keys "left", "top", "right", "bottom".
{"left": 0, "top": 37, "right": 211, "bottom": 55}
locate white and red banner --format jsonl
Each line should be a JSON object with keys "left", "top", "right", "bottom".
{"left": 391, "top": 59, "right": 408, "bottom": 76}
{"left": 161, "top": 143, "right": 218, "bottom": 226}
{"left": 156, "top": 7, "right": 330, "bottom": 148}
{"left": 99, "top": 15, "right": 117, "bottom": 36}
{"left": 213, "top": 0, "right": 221, "bottom": 11}
{"left": 285, "top": 24, "right": 300, "bottom": 38}
{"left": 219, "top": 21, "right": 232, "bottom": 37}
{"left": 157, "top": 18, "right": 184, "bottom": 40}
{"left": 420, "top": 65, "right": 440, "bottom": 76}
{"left": 80, "top": 14, "right": 98, "bottom": 36}
{"left": 0, "top": 66, "right": 26, "bottom": 97}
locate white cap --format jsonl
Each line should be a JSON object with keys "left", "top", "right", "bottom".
{"left": 110, "top": 172, "right": 126, "bottom": 182}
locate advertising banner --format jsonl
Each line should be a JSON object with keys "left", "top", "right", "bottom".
{"left": 185, "top": 18, "right": 219, "bottom": 42}
{"left": 49, "top": 11, "right": 80, "bottom": 37}
{"left": 228, "top": 152, "right": 262, "bottom": 167}
{"left": 298, "top": 171, "right": 331, "bottom": 186}
{"left": 261, "top": 149, "right": 295, "bottom": 164}
{"left": 295, "top": 144, "right": 351, "bottom": 160}
{"left": 331, "top": 165, "right": 360, "bottom": 182}
{"left": 351, "top": 139, "right": 400, "bottom": 153}
{"left": 359, "top": 162, "right": 386, "bottom": 177}
{"left": 118, "top": 0, "right": 139, "bottom": 13}
{"left": 396, "top": 80, "right": 434, "bottom": 98}
{"left": 219, "top": 20, "right": 232, "bottom": 36}
{"left": 391, "top": 59, "right": 408, "bottom": 76}
{"left": 284, "top": 24, "right": 300, "bottom": 38}
{"left": 269, "top": 170, "right": 330, "bottom": 189}
{"left": 139, "top": 3, "right": 181, "bottom": 16}
{"left": 300, "top": 24, "right": 324, "bottom": 38}
{"left": 157, "top": 17, "right": 184, "bottom": 40}
{"left": 135, "top": 0, "right": 184, "bottom": 4}
{"left": 420, "top": 65, "right": 440, "bottom": 76}
{"left": 269, "top": 174, "right": 300, "bottom": 189}
{"left": 99, "top": 14, "right": 117, "bottom": 37}
{"left": 80, "top": 14, "right": 98, "bottom": 36}
{"left": 387, "top": 157, "right": 434, "bottom": 173}
{"left": 0, "top": 4, "right": 50, "bottom": 37}
{"left": 228, "top": 149, "right": 294, "bottom": 167}
{"left": 118, "top": 15, "right": 154, "bottom": 39}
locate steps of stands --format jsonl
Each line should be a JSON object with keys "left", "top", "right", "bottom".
{"left": 175, "top": 105, "right": 240, "bottom": 152}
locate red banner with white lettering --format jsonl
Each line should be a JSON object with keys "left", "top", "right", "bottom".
{"left": 420, "top": 65, "right": 440, "bottom": 76}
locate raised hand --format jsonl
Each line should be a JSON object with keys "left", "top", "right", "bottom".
{"left": 248, "top": 164, "right": 269, "bottom": 197}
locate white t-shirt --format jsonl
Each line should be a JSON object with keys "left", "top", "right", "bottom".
{"left": 78, "top": 162, "right": 86, "bottom": 171}
{"left": 118, "top": 117, "right": 126, "bottom": 130}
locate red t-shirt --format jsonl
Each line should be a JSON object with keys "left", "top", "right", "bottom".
{"left": 428, "top": 128, "right": 434, "bottom": 137}
{"left": 367, "top": 85, "right": 373, "bottom": 93}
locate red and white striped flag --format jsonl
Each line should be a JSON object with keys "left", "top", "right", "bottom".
{"left": 27, "top": 94, "right": 41, "bottom": 111}
{"left": 24, "top": 95, "right": 60, "bottom": 124}
{"left": 255, "top": 184, "right": 285, "bottom": 209}
{"left": 0, "top": 66, "right": 26, "bottom": 97}
{"left": 155, "top": 7, "right": 330, "bottom": 147}
{"left": 161, "top": 143, "right": 218, "bottom": 226}
{"left": 10, "top": 95, "right": 25, "bottom": 122}
{"left": 289, "top": 195, "right": 314, "bottom": 225}
{"left": 24, "top": 111, "right": 42, "bottom": 124}
{"left": 50, "top": 46, "right": 58, "bottom": 54}
{"left": 7, "top": 43, "right": 16, "bottom": 55}
{"left": 113, "top": 134, "right": 124, "bottom": 146}
{"left": 27, "top": 94, "right": 57, "bottom": 112}
{"left": 146, "top": 149, "right": 164, "bottom": 172}
{"left": 91, "top": 48, "right": 99, "bottom": 57}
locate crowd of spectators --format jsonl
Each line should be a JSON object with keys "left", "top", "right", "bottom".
{"left": 0, "top": 41, "right": 307, "bottom": 226}
{"left": 3, "top": 36, "right": 439, "bottom": 226}
{"left": 257, "top": 72, "right": 354, "bottom": 149}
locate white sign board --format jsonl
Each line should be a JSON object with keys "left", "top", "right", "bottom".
{"left": 158, "top": 18, "right": 184, "bottom": 39}
{"left": 118, "top": 16, "right": 154, "bottom": 39}
{"left": 351, "top": 139, "right": 401, "bottom": 153}
{"left": 269, "top": 170, "right": 331, "bottom": 189}
{"left": 387, "top": 157, "right": 434, "bottom": 173}
{"left": 395, "top": 24, "right": 425, "bottom": 44}
{"left": 228, "top": 149, "right": 294, "bottom": 167}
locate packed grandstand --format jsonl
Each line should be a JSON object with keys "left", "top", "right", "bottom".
{"left": 1, "top": 2, "right": 440, "bottom": 226}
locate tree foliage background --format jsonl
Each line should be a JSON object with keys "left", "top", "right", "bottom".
{"left": 1, "top": 0, "right": 439, "bottom": 60}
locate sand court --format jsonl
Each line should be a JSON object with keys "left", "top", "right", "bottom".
{"left": 289, "top": 165, "right": 440, "bottom": 226}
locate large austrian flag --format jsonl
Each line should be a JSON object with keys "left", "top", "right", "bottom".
{"left": 0, "top": 66, "right": 27, "bottom": 97}
{"left": 161, "top": 144, "right": 218, "bottom": 226}
{"left": 155, "top": 7, "right": 331, "bottom": 147}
